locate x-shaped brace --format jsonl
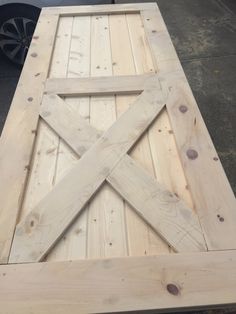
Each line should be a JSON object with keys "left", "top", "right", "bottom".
{"left": 10, "top": 75, "right": 206, "bottom": 263}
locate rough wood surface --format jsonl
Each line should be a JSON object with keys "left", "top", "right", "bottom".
{"left": 39, "top": 94, "right": 206, "bottom": 253}
{"left": 0, "top": 11, "right": 59, "bottom": 264}
{"left": 142, "top": 8, "right": 236, "bottom": 250}
{"left": 10, "top": 87, "right": 165, "bottom": 263}
{"left": 45, "top": 74, "right": 155, "bottom": 96}
{"left": 1, "top": 250, "right": 236, "bottom": 313}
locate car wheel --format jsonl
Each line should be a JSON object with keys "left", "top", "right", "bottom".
{"left": 0, "top": 4, "right": 40, "bottom": 66}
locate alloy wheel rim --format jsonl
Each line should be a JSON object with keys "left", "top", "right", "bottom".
{"left": 0, "top": 17, "right": 36, "bottom": 65}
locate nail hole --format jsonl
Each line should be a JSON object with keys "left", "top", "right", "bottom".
{"left": 152, "top": 30, "right": 157, "bottom": 33}
{"left": 166, "top": 283, "right": 179, "bottom": 296}
{"left": 30, "top": 220, "right": 34, "bottom": 227}
{"left": 27, "top": 97, "right": 33, "bottom": 102}
{"left": 213, "top": 157, "right": 218, "bottom": 161}
{"left": 186, "top": 149, "right": 198, "bottom": 160}
{"left": 31, "top": 52, "right": 37, "bottom": 57}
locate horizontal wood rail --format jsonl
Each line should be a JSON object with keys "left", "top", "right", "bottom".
{"left": 1, "top": 250, "right": 236, "bottom": 313}
{"left": 45, "top": 74, "right": 157, "bottom": 96}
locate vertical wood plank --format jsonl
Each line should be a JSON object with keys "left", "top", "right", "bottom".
{"left": 109, "top": 13, "right": 169, "bottom": 256}
{"left": 19, "top": 123, "right": 59, "bottom": 221}
{"left": 139, "top": 8, "right": 202, "bottom": 251}
{"left": 0, "top": 11, "right": 59, "bottom": 264}
{"left": 126, "top": 13, "right": 170, "bottom": 255}
{"left": 18, "top": 17, "right": 74, "bottom": 231}
{"left": 87, "top": 14, "right": 127, "bottom": 258}
{"left": 47, "top": 16, "right": 91, "bottom": 261}
{"left": 142, "top": 7, "right": 236, "bottom": 250}
{"left": 17, "top": 16, "right": 73, "bottom": 262}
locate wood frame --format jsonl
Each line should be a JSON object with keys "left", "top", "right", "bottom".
{"left": 9, "top": 76, "right": 206, "bottom": 263}
{"left": 1, "top": 250, "right": 236, "bottom": 313}
{"left": 0, "top": 2, "right": 235, "bottom": 313}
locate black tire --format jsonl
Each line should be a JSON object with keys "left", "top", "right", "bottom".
{"left": 0, "top": 4, "right": 41, "bottom": 66}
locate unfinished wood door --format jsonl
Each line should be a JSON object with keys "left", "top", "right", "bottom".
{"left": 0, "top": 3, "right": 235, "bottom": 313}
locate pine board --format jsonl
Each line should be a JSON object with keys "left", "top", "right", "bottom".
{"left": 0, "top": 2, "right": 235, "bottom": 313}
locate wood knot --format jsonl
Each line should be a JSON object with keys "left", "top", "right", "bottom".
{"left": 186, "top": 149, "right": 198, "bottom": 160}
{"left": 179, "top": 105, "right": 188, "bottom": 113}
{"left": 25, "top": 213, "right": 40, "bottom": 233}
{"left": 166, "top": 283, "right": 180, "bottom": 296}
{"left": 217, "top": 214, "right": 224, "bottom": 222}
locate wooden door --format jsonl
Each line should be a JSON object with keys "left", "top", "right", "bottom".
{"left": 0, "top": 3, "right": 235, "bottom": 313}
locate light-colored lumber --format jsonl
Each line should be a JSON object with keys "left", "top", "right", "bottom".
{"left": 0, "top": 3, "right": 235, "bottom": 313}
{"left": 45, "top": 74, "right": 155, "bottom": 96}
{"left": 142, "top": 7, "right": 236, "bottom": 250}
{"left": 43, "top": 3, "right": 156, "bottom": 16}
{"left": 38, "top": 95, "right": 206, "bottom": 252}
{"left": 0, "top": 11, "right": 59, "bottom": 264}
{"left": 107, "top": 155, "right": 206, "bottom": 252}
{"left": 10, "top": 86, "right": 165, "bottom": 263}
{"left": 87, "top": 14, "right": 127, "bottom": 258}
{"left": 124, "top": 12, "right": 170, "bottom": 255}
{"left": 46, "top": 15, "right": 91, "bottom": 261}
{"left": 19, "top": 122, "right": 59, "bottom": 221}
{"left": 40, "top": 95, "right": 102, "bottom": 157}
{"left": 1, "top": 250, "right": 236, "bottom": 313}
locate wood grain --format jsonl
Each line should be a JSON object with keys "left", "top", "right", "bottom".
{"left": 142, "top": 7, "right": 236, "bottom": 250}
{"left": 108, "top": 155, "right": 206, "bottom": 252}
{"left": 45, "top": 74, "right": 155, "bottom": 96}
{"left": 1, "top": 250, "right": 236, "bottom": 313}
{"left": 0, "top": 11, "right": 59, "bottom": 264}
{"left": 39, "top": 95, "right": 206, "bottom": 252}
{"left": 9, "top": 87, "right": 165, "bottom": 263}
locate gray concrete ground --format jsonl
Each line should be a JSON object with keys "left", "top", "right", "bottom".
{"left": 116, "top": 0, "right": 236, "bottom": 195}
